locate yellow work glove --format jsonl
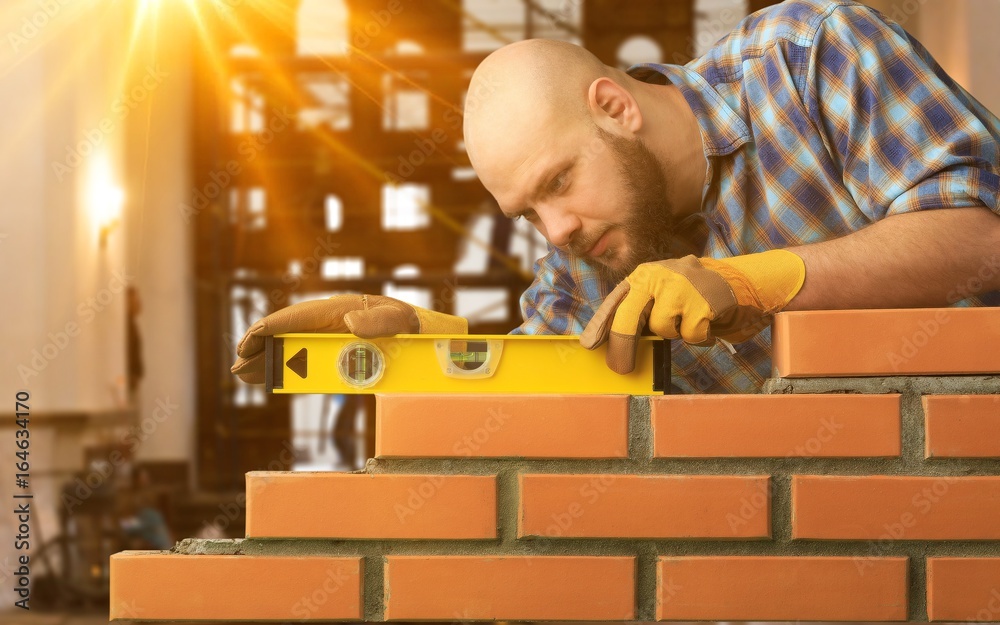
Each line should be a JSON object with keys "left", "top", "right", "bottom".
{"left": 580, "top": 249, "right": 805, "bottom": 374}
{"left": 231, "top": 294, "right": 468, "bottom": 384}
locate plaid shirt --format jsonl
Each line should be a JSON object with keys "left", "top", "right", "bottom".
{"left": 509, "top": 0, "right": 1000, "bottom": 394}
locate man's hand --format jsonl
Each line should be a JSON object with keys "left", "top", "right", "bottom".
{"left": 580, "top": 249, "right": 805, "bottom": 374}
{"left": 231, "top": 294, "right": 468, "bottom": 384}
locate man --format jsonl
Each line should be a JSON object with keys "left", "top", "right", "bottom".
{"left": 233, "top": 0, "right": 1000, "bottom": 393}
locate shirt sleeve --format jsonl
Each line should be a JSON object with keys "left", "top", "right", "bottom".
{"left": 805, "top": 4, "right": 1000, "bottom": 220}
{"left": 508, "top": 246, "right": 602, "bottom": 336}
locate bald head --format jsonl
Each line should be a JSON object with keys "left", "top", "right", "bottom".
{"left": 463, "top": 39, "right": 623, "bottom": 175}
{"left": 459, "top": 39, "right": 709, "bottom": 280}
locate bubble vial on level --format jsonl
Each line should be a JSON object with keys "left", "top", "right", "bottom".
{"left": 338, "top": 342, "right": 385, "bottom": 388}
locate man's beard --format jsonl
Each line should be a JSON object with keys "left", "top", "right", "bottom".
{"left": 585, "top": 127, "right": 707, "bottom": 286}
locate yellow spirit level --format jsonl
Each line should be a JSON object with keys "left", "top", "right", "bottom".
{"left": 264, "top": 334, "right": 670, "bottom": 395}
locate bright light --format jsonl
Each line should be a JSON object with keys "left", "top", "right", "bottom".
{"left": 89, "top": 153, "right": 125, "bottom": 249}
{"left": 135, "top": 0, "right": 197, "bottom": 26}
{"left": 136, "top": 0, "right": 163, "bottom": 21}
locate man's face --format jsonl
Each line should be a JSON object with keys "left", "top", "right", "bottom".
{"left": 591, "top": 126, "right": 684, "bottom": 284}
{"left": 477, "top": 118, "right": 690, "bottom": 285}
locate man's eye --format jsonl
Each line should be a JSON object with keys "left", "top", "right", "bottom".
{"left": 548, "top": 172, "right": 568, "bottom": 193}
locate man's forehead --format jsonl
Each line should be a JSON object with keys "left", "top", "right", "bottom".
{"left": 473, "top": 112, "right": 583, "bottom": 208}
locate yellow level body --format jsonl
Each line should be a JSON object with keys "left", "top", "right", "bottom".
{"left": 265, "top": 334, "right": 669, "bottom": 395}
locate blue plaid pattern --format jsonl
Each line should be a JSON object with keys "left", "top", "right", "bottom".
{"left": 509, "top": 0, "right": 1000, "bottom": 394}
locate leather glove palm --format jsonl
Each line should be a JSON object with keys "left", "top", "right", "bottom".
{"left": 580, "top": 249, "right": 805, "bottom": 374}
{"left": 231, "top": 294, "right": 468, "bottom": 384}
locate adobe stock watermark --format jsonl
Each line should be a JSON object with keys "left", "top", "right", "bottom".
{"left": 17, "top": 268, "right": 133, "bottom": 384}
{"left": 660, "top": 575, "right": 683, "bottom": 607}
{"left": 674, "top": 0, "right": 929, "bottom": 65}
{"left": 290, "top": 563, "right": 353, "bottom": 620}
{"left": 728, "top": 418, "right": 845, "bottom": 533}
{"left": 178, "top": 106, "right": 292, "bottom": 224}
{"left": 0, "top": 556, "right": 16, "bottom": 586}
{"left": 366, "top": 277, "right": 469, "bottom": 365}
{"left": 522, "top": 474, "right": 621, "bottom": 569}
{"left": 198, "top": 441, "right": 296, "bottom": 537}
{"left": 209, "top": 0, "right": 242, "bottom": 21}
{"left": 112, "top": 599, "right": 145, "bottom": 620}
{"left": 531, "top": 474, "right": 618, "bottom": 555}
{"left": 679, "top": 6, "right": 744, "bottom": 63}
{"left": 387, "top": 70, "right": 500, "bottom": 184}
{"left": 394, "top": 462, "right": 455, "bottom": 523}
{"left": 222, "top": 234, "right": 340, "bottom": 351}
{"left": 785, "top": 415, "right": 844, "bottom": 458}
{"left": 946, "top": 254, "right": 1000, "bottom": 304}
{"left": 452, "top": 406, "right": 511, "bottom": 456}
{"left": 725, "top": 478, "right": 769, "bottom": 534}
{"left": 854, "top": 475, "right": 960, "bottom": 575}
{"left": 885, "top": 308, "right": 951, "bottom": 371}
{"left": 62, "top": 394, "right": 180, "bottom": 515}
{"left": 886, "top": 254, "right": 1000, "bottom": 371}
{"left": 966, "top": 586, "right": 1000, "bottom": 622}
{"left": 879, "top": 0, "right": 930, "bottom": 29}
{"left": 263, "top": 235, "right": 340, "bottom": 304}
{"left": 351, "top": 0, "right": 405, "bottom": 51}
{"left": 51, "top": 64, "right": 169, "bottom": 182}
{"left": 8, "top": 0, "right": 74, "bottom": 55}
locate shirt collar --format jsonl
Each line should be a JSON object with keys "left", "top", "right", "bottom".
{"left": 626, "top": 63, "right": 750, "bottom": 157}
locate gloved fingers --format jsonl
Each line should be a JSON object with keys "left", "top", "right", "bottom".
{"left": 580, "top": 280, "right": 631, "bottom": 350}
{"left": 414, "top": 307, "right": 469, "bottom": 334}
{"left": 609, "top": 285, "right": 658, "bottom": 338}
{"left": 236, "top": 297, "right": 363, "bottom": 358}
{"left": 601, "top": 277, "right": 661, "bottom": 374}
{"left": 605, "top": 298, "right": 655, "bottom": 375}
{"left": 230, "top": 352, "right": 266, "bottom": 385}
{"left": 677, "top": 308, "right": 714, "bottom": 346}
{"left": 344, "top": 305, "right": 417, "bottom": 338}
{"left": 648, "top": 312, "right": 682, "bottom": 341}
{"left": 712, "top": 308, "right": 772, "bottom": 344}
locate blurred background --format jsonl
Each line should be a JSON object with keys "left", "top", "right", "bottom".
{"left": 0, "top": 0, "right": 997, "bottom": 618}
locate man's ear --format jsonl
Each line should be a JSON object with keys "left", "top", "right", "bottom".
{"left": 588, "top": 77, "right": 642, "bottom": 134}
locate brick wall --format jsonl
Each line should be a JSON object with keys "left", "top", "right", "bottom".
{"left": 110, "top": 308, "right": 1000, "bottom": 621}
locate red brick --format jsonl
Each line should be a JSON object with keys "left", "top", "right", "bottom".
{"left": 792, "top": 475, "right": 1000, "bottom": 539}
{"left": 246, "top": 472, "right": 496, "bottom": 539}
{"left": 110, "top": 552, "right": 362, "bottom": 620}
{"left": 383, "top": 556, "right": 635, "bottom": 620}
{"left": 772, "top": 308, "right": 1000, "bottom": 377}
{"left": 657, "top": 556, "right": 907, "bottom": 620}
{"left": 927, "top": 558, "right": 1000, "bottom": 621}
{"left": 518, "top": 474, "right": 770, "bottom": 538}
{"left": 924, "top": 395, "right": 1000, "bottom": 457}
{"left": 376, "top": 394, "right": 629, "bottom": 458}
{"left": 652, "top": 394, "right": 900, "bottom": 457}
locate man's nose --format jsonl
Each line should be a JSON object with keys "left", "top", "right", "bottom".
{"left": 539, "top": 205, "right": 581, "bottom": 249}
